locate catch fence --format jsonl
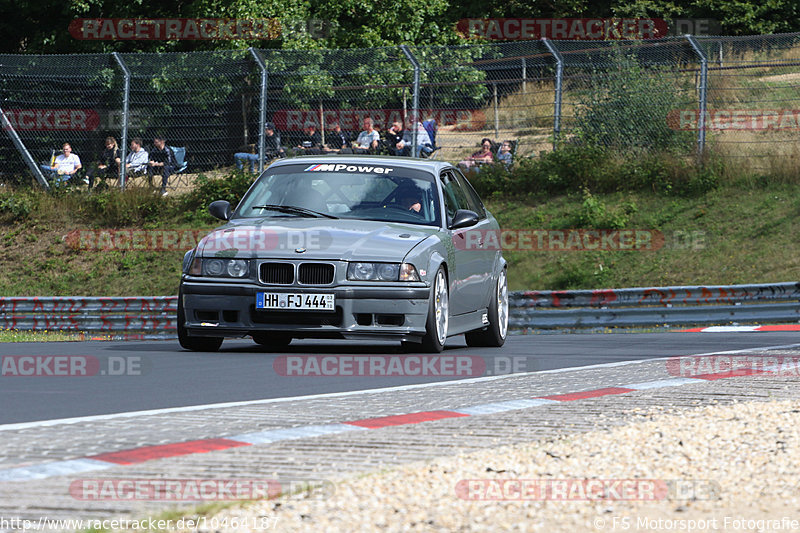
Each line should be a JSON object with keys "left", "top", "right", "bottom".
{"left": 2, "top": 33, "right": 800, "bottom": 190}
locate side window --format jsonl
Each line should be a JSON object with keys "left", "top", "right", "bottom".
{"left": 454, "top": 170, "right": 487, "bottom": 219}
{"left": 440, "top": 171, "right": 468, "bottom": 221}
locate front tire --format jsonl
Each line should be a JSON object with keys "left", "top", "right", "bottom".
{"left": 177, "top": 291, "right": 223, "bottom": 352}
{"left": 465, "top": 268, "right": 508, "bottom": 348}
{"left": 420, "top": 267, "right": 449, "bottom": 353}
{"left": 252, "top": 332, "right": 292, "bottom": 348}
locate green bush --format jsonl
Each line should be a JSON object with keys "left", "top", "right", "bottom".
{"left": 0, "top": 190, "right": 35, "bottom": 219}
{"left": 571, "top": 189, "right": 638, "bottom": 229}
{"left": 574, "top": 50, "right": 696, "bottom": 153}
{"left": 77, "top": 187, "right": 164, "bottom": 226}
{"left": 179, "top": 171, "right": 255, "bottom": 222}
{"left": 469, "top": 144, "right": 719, "bottom": 198}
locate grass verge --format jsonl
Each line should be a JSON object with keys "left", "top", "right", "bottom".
{"left": 1, "top": 158, "right": 798, "bottom": 295}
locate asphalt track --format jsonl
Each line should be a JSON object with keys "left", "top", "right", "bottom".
{"left": 1, "top": 332, "right": 798, "bottom": 425}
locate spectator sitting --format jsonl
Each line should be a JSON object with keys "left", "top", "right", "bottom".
{"left": 125, "top": 137, "right": 149, "bottom": 177}
{"left": 147, "top": 135, "right": 178, "bottom": 196}
{"left": 234, "top": 122, "right": 285, "bottom": 172}
{"left": 294, "top": 125, "right": 322, "bottom": 155}
{"left": 396, "top": 117, "right": 432, "bottom": 157}
{"left": 41, "top": 142, "right": 82, "bottom": 185}
{"left": 323, "top": 121, "right": 349, "bottom": 152}
{"left": 459, "top": 138, "right": 494, "bottom": 169}
{"left": 350, "top": 117, "right": 379, "bottom": 154}
{"left": 496, "top": 140, "right": 513, "bottom": 168}
{"left": 86, "top": 136, "right": 120, "bottom": 189}
{"left": 384, "top": 121, "right": 405, "bottom": 156}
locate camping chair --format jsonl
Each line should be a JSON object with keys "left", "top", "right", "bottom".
{"left": 159, "top": 145, "right": 190, "bottom": 191}
{"left": 169, "top": 146, "right": 188, "bottom": 173}
{"left": 420, "top": 119, "right": 439, "bottom": 159}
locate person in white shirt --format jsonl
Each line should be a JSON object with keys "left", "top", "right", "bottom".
{"left": 125, "top": 137, "right": 149, "bottom": 175}
{"left": 41, "top": 143, "right": 82, "bottom": 184}
{"left": 352, "top": 117, "right": 380, "bottom": 153}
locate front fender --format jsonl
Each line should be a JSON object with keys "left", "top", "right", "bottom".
{"left": 402, "top": 234, "right": 448, "bottom": 287}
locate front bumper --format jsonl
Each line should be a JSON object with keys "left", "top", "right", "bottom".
{"left": 181, "top": 279, "right": 430, "bottom": 340}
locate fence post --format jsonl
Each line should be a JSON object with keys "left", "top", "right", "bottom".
{"left": 112, "top": 52, "right": 130, "bottom": 189}
{"left": 542, "top": 38, "right": 563, "bottom": 150}
{"left": 686, "top": 35, "right": 707, "bottom": 159}
{"left": 250, "top": 48, "right": 268, "bottom": 173}
{"left": 493, "top": 83, "right": 499, "bottom": 138}
{"left": 319, "top": 101, "right": 325, "bottom": 146}
{"left": 400, "top": 45, "right": 420, "bottom": 157}
{"left": 522, "top": 57, "right": 527, "bottom": 93}
{"left": 0, "top": 106, "right": 50, "bottom": 190}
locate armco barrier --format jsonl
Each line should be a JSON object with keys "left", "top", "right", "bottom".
{"left": 0, "top": 296, "right": 176, "bottom": 335}
{"left": 0, "top": 284, "right": 798, "bottom": 335}
{"left": 510, "top": 282, "right": 800, "bottom": 330}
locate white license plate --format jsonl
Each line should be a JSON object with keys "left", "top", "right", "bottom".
{"left": 256, "top": 292, "right": 335, "bottom": 311}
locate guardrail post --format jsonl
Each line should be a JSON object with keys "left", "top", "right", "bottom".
{"left": 542, "top": 38, "right": 563, "bottom": 150}
{"left": 112, "top": 52, "right": 131, "bottom": 189}
{"left": 686, "top": 35, "right": 708, "bottom": 159}
{"left": 400, "top": 45, "right": 420, "bottom": 157}
{"left": 250, "top": 48, "right": 268, "bottom": 173}
{"left": 0, "top": 106, "right": 49, "bottom": 190}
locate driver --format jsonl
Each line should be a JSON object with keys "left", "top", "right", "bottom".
{"left": 397, "top": 185, "right": 423, "bottom": 213}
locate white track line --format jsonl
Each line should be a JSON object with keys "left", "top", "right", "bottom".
{"left": 2, "top": 342, "right": 798, "bottom": 432}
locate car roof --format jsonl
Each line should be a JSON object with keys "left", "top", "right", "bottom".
{"left": 267, "top": 154, "right": 455, "bottom": 174}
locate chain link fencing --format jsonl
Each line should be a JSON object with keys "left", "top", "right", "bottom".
{"left": 693, "top": 34, "right": 800, "bottom": 176}
{"left": 2, "top": 33, "right": 800, "bottom": 191}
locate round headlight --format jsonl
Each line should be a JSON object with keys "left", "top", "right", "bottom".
{"left": 350, "top": 262, "right": 375, "bottom": 281}
{"left": 205, "top": 259, "right": 225, "bottom": 276}
{"left": 227, "top": 259, "right": 249, "bottom": 278}
{"left": 376, "top": 263, "right": 399, "bottom": 281}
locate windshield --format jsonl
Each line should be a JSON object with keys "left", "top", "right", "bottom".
{"left": 235, "top": 163, "right": 441, "bottom": 226}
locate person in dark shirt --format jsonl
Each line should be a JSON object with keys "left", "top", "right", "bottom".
{"left": 234, "top": 122, "right": 285, "bottom": 172}
{"left": 87, "top": 136, "right": 120, "bottom": 189}
{"left": 295, "top": 125, "right": 322, "bottom": 155}
{"left": 147, "top": 135, "right": 177, "bottom": 196}
{"left": 323, "top": 121, "right": 349, "bottom": 152}
{"left": 384, "top": 121, "right": 405, "bottom": 156}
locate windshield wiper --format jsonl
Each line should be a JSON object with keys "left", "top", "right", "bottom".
{"left": 250, "top": 204, "right": 339, "bottom": 219}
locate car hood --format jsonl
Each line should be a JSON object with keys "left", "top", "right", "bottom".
{"left": 196, "top": 218, "right": 438, "bottom": 261}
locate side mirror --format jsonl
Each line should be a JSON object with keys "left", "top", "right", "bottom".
{"left": 450, "top": 209, "right": 479, "bottom": 230}
{"left": 209, "top": 200, "right": 232, "bottom": 221}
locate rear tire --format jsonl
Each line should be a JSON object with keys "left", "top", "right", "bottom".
{"left": 419, "top": 267, "right": 449, "bottom": 353}
{"left": 465, "top": 268, "right": 508, "bottom": 348}
{"left": 177, "top": 291, "right": 223, "bottom": 352}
